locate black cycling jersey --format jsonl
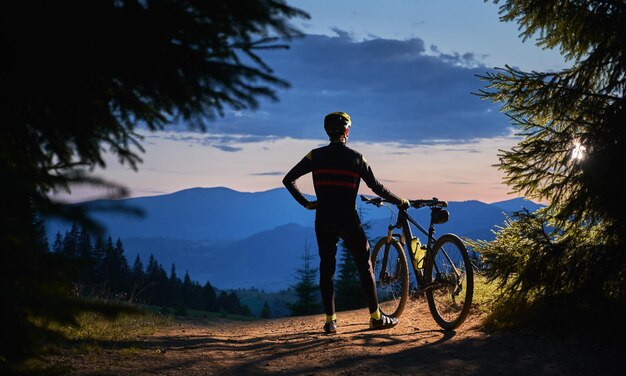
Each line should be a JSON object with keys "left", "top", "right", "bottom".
{"left": 284, "top": 141, "right": 405, "bottom": 316}
{"left": 283, "top": 142, "right": 403, "bottom": 223}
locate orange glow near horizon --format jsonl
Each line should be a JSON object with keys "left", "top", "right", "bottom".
{"left": 50, "top": 131, "right": 525, "bottom": 205}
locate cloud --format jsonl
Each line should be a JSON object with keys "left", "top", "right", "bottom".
{"left": 167, "top": 31, "right": 509, "bottom": 146}
{"left": 146, "top": 133, "right": 276, "bottom": 152}
{"left": 212, "top": 144, "right": 242, "bottom": 152}
{"left": 251, "top": 171, "right": 285, "bottom": 176}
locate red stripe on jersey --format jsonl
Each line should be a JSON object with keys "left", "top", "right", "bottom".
{"left": 315, "top": 181, "right": 357, "bottom": 188}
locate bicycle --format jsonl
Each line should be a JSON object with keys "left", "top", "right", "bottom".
{"left": 361, "top": 195, "right": 474, "bottom": 330}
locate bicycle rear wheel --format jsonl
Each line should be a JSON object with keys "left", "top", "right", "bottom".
{"left": 424, "top": 234, "right": 474, "bottom": 330}
{"left": 371, "top": 237, "right": 409, "bottom": 318}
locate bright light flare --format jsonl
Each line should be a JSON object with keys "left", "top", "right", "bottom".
{"left": 571, "top": 142, "right": 586, "bottom": 161}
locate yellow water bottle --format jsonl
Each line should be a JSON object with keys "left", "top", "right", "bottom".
{"left": 410, "top": 237, "right": 425, "bottom": 270}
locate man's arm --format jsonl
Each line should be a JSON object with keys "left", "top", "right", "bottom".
{"left": 360, "top": 156, "right": 404, "bottom": 206}
{"left": 282, "top": 152, "right": 315, "bottom": 208}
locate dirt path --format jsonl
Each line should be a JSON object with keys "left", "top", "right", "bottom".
{"left": 57, "top": 298, "right": 626, "bottom": 375}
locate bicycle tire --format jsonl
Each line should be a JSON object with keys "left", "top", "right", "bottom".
{"left": 424, "top": 233, "right": 474, "bottom": 331}
{"left": 371, "top": 237, "right": 409, "bottom": 318}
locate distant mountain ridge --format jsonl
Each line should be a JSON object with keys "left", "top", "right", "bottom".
{"left": 47, "top": 187, "right": 317, "bottom": 241}
{"left": 490, "top": 197, "right": 545, "bottom": 214}
{"left": 45, "top": 187, "right": 544, "bottom": 291}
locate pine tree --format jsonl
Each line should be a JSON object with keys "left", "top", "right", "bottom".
{"left": 129, "top": 254, "right": 146, "bottom": 303}
{"left": 217, "top": 291, "right": 229, "bottom": 313}
{"left": 52, "top": 232, "right": 63, "bottom": 254}
{"left": 77, "top": 227, "right": 93, "bottom": 261}
{"left": 93, "top": 236, "right": 130, "bottom": 299}
{"left": 114, "top": 239, "right": 129, "bottom": 273}
{"left": 61, "top": 223, "right": 80, "bottom": 259}
{"left": 0, "top": 205, "right": 79, "bottom": 362}
{"left": 1, "top": 1, "right": 308, "bottom": 363}
{"left": 145, "top": 254, "right": 160, "bottom": 304}
{"left": 182, "top": 271, "right": 203, "bottom": 309}
{"left": 202, "top": 281, "right": 218, "bottom": 312}
{"left": 216, "top": 291, "right": 251, "bottom": 315}
{"left": 474, "top": 0, "right": 626, "bottom": 320}
{"left": 150, "top": 262, "right": 169, "bottom": 307}
{"left": 77, "top": 226, "right": 94, "bottom": 286}
{"left": 182, "top": 271, "right": 193, "bottom": 308}
{"left": 91, "top": 236, "right": 107, "bottom": 294}
{"left": 288, "top": 244, "right": 322, "bottom": 316}
{"left": 131, "top": 255, "right": 144, "bottom": 279}
{"left": 260, "top": 301, "right": 272, "bottom": 319}
{"left": 37, "top": 222, "right": 49, "bottom": 253}
{"left": 188, "top": 281, "right": 205, "bottom": 310}
{"left": 167, "top": 264, "right": 182, "bottom": 308}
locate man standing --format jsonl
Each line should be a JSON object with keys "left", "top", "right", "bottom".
{"left": 283, "top": 112, "right": 409, "bottom": 333}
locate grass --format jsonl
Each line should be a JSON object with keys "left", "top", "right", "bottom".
{"left": 3, "top": 308, "right": 171, "bottom": 376}
{"left": 8, "top": 303, "right": 258, "bottom": 375}
{"left": 471, "top": 272, "right": 500, "bottom": 314}
{"left": 467, "top": 272, "right": 621, "bottom": 335}
{"left": 56, "top": 310, "right": 172, "bottom": 343}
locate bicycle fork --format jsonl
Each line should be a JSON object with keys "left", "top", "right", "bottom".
{"left": 378, "top": 226, "right": 398, "bottom": 285}
{"left": 382, "top": 224, "right": 426, "bottom": 294}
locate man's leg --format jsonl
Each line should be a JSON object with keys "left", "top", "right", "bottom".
{"left": 341, "top": 221, "right": 379, "bottom": 314}
{"left": 315, "top": 223, "right": 339, "bottom": 317}
{"left": 343, "top": 221, "right": 399, "bottom": 330}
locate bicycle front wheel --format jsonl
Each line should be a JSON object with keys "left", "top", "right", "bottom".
{"left": 424, "top": 234, "right": 474, "bottom": 330}
{"left": 371, "top": 237, "right": 409, "bottom": 318}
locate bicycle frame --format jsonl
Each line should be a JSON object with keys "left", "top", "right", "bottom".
{"left": 365, "top": 195, "right": 473, "bottom": 329}
{"left": 382, "top": 207, "right": 440, "bottom": 288}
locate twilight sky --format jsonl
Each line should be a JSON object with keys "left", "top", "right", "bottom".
{"left": 60, "top": 0, "right": 569, "bottom": 204}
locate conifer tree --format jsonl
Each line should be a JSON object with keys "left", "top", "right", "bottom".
{"left": 91, "top": 236, "right": 107, "bottom": 293}
{"left": 168, "top": 264, "right": 182, "bottom": 308}
{"left": 114, "top": 239, "right": 129, "bottom": 271}
{"left": 131, "top": 255, "right": 144, "bottom": 279}
{"left": 77, "top": 227, "right": 93, "bottom": 261}
{"left": 129, "top": 254, "right": 146, "bottom": 303}
{"left": 260, "top": 301, "right": 272, "bottom": 319}
{"left": 474, "top": 0, "right": 626, "bottom": 319}
{"left": 144, "top": 255, "right": 161, "bottom": 302}
{"left": 145, "top": 259, "right": 168, "bottom": 307}
{"left": 202, "top": 281, "right": 219, "bottom": 312}
{"left": 52, "top": 232, "right": 63, "bottom": 254}
{"left": 182, "top": 271, "right": 193, "bottom": 308}
{"left": 189, "top": 281, "right": 205, "bottom": 310}
{"left": 77, "top": 227, "right": 94, "bottom": 286}
{"left": 0, "top": 0, "right": 308, "bottom": 363}
{"left": 288, "top": 244, "right": 322, "bottom": 316}
{"left": 216, "top": 291, "right": 251, "bottom": 315}
{"left": 0, "top": 209, "right": 78, "bottom": 362}
{"left": 61, "top": 223, "right": 80, "bottom": 259}
{"left": 38, "top": 224, "right": 49, "bottom": 253}
{"left": 107, "top": 238, "right": 125, "bottom": 296}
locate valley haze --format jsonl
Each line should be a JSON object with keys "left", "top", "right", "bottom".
{"left": 45, "top": 187, "right": 543, "bottom": 292}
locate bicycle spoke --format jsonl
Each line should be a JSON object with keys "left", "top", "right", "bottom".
{"left": 371, "top": 238, "right": 409, "bottom": 318}
{"left": 425, "top": 234, "right": 474, "bottom": 330}
{"left": 361, "top": 195, "right": 473, "bottom": 329}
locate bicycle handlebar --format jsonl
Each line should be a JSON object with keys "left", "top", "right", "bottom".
{"left": 360, "top": 194, "right": 448, "bottom": 209}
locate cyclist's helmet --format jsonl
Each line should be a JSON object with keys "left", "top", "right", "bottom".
{"left": 324, "top": 112, "right": 351, "bottom": 139}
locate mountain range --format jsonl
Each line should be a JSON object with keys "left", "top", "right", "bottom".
{"left": 45, "top": 187, "right": 544, "bottom": 291}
